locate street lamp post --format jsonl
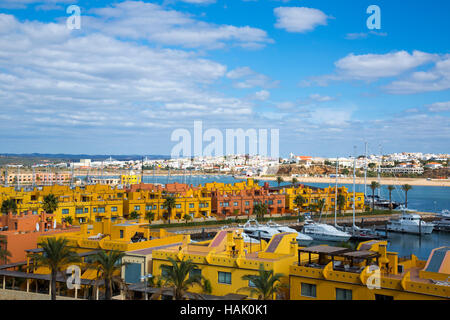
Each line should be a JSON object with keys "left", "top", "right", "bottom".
{"left": 140, "top": 274, "right": 153, "bottom": 300}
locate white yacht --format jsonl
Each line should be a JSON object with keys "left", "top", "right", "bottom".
{"left": 387, "top": 211, "right": 434, "bottom": 234}
{"left": 301, "top": 218, "right": 352, "bottom": 242}
{"left": 434, "top": 210, "right": 450, "bottom": 232}
{"left": 437, "top": 209, "right": 450, "bottom": 218}
{"left": 241, "top": 219, "right": 281, "bottom": 241}
{"left": 265, "top": 220, "right": 313, "bottom": 246}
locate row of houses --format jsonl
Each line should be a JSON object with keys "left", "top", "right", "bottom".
{"left": 1, "top": 218, "right": 448, "bottom": 300}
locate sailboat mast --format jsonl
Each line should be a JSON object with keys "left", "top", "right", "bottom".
{"left": 353, "top": 146, "right": 356, "bottom": 228}
{"left": 364, "top": 142, "right": 367, "bottom": 196}
{"left": 334, "top": 157, "right": 338, "bottom": 226}
{"left": 378, "top": 144, "right": 382, "bottom": 197}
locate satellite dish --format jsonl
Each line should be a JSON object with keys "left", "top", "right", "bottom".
{"left": 53, "top": 220, "right": 57, "bottom": 229}
{"left": 36, "top": 222, "right": 40, "bottom": 232}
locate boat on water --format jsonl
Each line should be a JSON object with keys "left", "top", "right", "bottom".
{"left": 434, "top": 210, "right": 450, "bottom": 232}
{"left": 240, "top": 219, "right": 283, "bottom": 242}
{"left": 264, "top": 220, "right": 313, "bottom": 246}
{"left": 301, "top": 217, "right": 352, "bottom": 242}
{"left": 387, "top": 211, "right": 434, "bottom": 234}
{"left": 365, "top": 195, "right": 401, "bottom": 210}
{"left": 437, "top": 209, "right": 450, "bottom": 218}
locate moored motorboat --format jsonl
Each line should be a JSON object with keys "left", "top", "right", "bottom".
{"left": 265, "top": 220, "right": 313, "bottom": 246}
{"left": 387, "top": 211, "right": 434, "bottom": 234}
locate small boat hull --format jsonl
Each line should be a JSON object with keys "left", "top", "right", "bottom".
{"left": 303, "top": 232, "right": 351, "bottom": 242}
{"left": 386, "top": 224, "right": 434, "bottom": 234}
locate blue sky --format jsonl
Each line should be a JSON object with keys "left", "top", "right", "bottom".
{"left": 0, "top": 0, "right": 449, "bottom": 157}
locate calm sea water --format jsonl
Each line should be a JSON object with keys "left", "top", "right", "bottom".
{"left": 80, "top": 174, "right": 450, "bottom": 258}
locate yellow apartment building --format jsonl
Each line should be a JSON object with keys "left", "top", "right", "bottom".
{"left": 150, "top": 228, "right": 302, "bottom": 299}
{"left": 0, "top": 185, "right": 126, "bottom": 225}
{"left": 280, "top": 185, "right": 365, "bottom": 213}
{"left": 120, "top": 174, "right": 141, "bottom": 185}
{"left": 289, "top": 241, "right": 450, "bottom": 300}
{"left": 124, "top": 188, "right": 211, "bottom": 221}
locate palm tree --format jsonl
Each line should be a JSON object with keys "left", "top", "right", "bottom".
{"left": 253, "top": 202, "right": 268, "bottom": 220}
{"left": 369, "top": 181, "right": 380, "bottom": 212}
{"left": 129, "top": 210, "right": 139, "bottom": 220}
{"left": 89, "top": 250, "right": 125, "bottom": 300}
{"left": 159, "top": 257, "right": 202, "bottom": 300}
{"left": 293, "top": 195, "right": 305, "bottom": 213}
{"left": 276, "top": 176, "right": 283, "bottom": 187}
{"left": 183, "top": 214, "right": 192, "bottom": 224}
{"left": 1, "top": 199, "right": 17, "bottom": 215}
{"left": 387, "top": 185, "right": 395, "bottom": 211}
{"left": 291, "top": 177, "right": 298, "bottom": 186}
{"left": 28, "top": 237, "right": 80, "bottom": 300}
{"left": 0, "top": 236, "right": 11, "bottom": 264}
{"left": 43, "top": 194, "right": 58, "bottom": 214}
{"left": 162, "top": 196, "right": 176, "bottom": 224}
{"left": 64, "top": 216, "right": 73, "bottom": 225}
{"left": 253, "top": 179, "right": 260, "bottom": 185}
{"left": 238, "top": 264, "right": 285, "bottom": 300}
{"left": 337, "top": 194, "right": 346, "bottom": 216}
{"left": 146, "top": 211, "right": 155, "bottom": 224}
{"left": 401, "top": 184, "right": 413, "bottom": 208}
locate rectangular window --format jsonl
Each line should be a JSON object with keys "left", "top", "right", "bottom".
{"left": 301, "top": 283, "right": 316, "bottom": 298}
{"left": 223, "top": 202, "right": 229, "bottom": 207}
{"left": 189, "top": 268, "right": 201, "bottom": 279}
{"left": 84, "top": 208, "right": 89, "bottom": 213}
{"left": 134, "top": 206, "right": 140, "bottom": 211}
{"left": 111, "top": 206, "right": 117, "bottom": 212}
{"left": 218, "top": 271, "right": 231, "bottom": 284}
{"left": 277, "top": 200, "right": 282, "bottom": 204}
{"left": 161, "top": 265, "right": 173, "bottom": 278}
{"left": 96, "top": 217, "right": 102, "bottom": 222}
{"left": 189, "top": 203, "right": 194, "bottom": 208}
{"left": 245, "top": 201, "right": 249, "bottom": 206}
{"left": 233, "top": 202, "right": 238, "bottom": 206}
{"left": 160, "top": 205, "right": 164, "bottom": 209}
{"left": 119, "top": 230, "right": 124, "bottom": 238}
{"left": 62, "top": 209, "right": 69, "bottom": 214}
{"left": 176, "top": 204, "right": 181, "bottom": 209}
{"left": 336, "top": 288, "right": 352, "bottom": 300}
{"left": 98, "top": 207, "right": 105, "bottom": 213}
{"left": 75, "top": 208, "right": 83, "bottom": 214}
{"left": 268, "top": 200, "right": 273, "bottom": 205}
{"left": 93, "top": 208, "right": 97, "bottom": 213}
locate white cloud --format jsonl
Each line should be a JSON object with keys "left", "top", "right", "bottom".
{"left": 427, "top": 101, "right": 450, "bottom": 112}
{"left": 335, "top": 50, "right": 437, "bottom": 80}
{"left": 301, "top": 50, "right": 441, "bottom": 88}
{"left": 309, "top": 108, "right": 353, "bottom": 126}
{"left": 274, "top": 7, "right": 329, "bottom": 33}
{"left": 0, "top": 0, "right": 73, "bottom": 9}
{"left": 385, "top": 56, "right": 450, "bottom": 94}
{"left": 252, "top": 90, "right": 270, "bottom": 101}
{"left": 84, "top": 1, "right": 273, "bottom": 49}
{"left": 0, "top": 12, "right": 262, "bottom": 139}
{"left": 226, "top": 67, "right": 279, "bottom": 89}
{"left": 308, "top": 93, "right": 334, "bottom": 102}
